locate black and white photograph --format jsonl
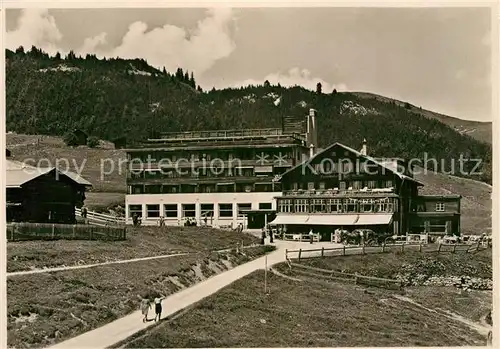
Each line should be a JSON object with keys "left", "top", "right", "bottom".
{"left": 2, "top": 3, "right": 496, "bottom": 348}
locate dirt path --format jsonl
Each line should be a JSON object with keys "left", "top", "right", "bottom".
{"left": 7, "top": 252, "right": 189, "bottom": 277}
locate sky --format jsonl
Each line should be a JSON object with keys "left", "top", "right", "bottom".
{"left": 5, "top": 7, "right": 493, "bottom": 122}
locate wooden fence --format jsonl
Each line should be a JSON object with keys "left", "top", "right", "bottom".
{"left": 75, "top": 208, "right": 125, "bottom": 227}
{"left": 289, "top": 262, "right": 403, "bottom": 290}
{"left": 7, "top": 222, "right": 127, "bottom": 241}
{"left": 285, "top": 241, "right": 487, "bottom": 261}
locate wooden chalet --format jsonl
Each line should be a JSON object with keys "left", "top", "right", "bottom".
{"left": 6, "top": 160, "right": 92, "bottom": 223}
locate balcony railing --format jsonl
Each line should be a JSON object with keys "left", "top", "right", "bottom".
{"left": 281, "top": 188, "right": 396, "bottom": 197}
{"left": 158, "top": 128, "right": 283, "bottom": 139}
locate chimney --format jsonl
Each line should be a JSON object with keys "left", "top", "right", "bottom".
{"left": 306, "top": 108, "right": 318, "bottom": 151}
{"left": 360, "top": 138, "right": 367, "bottom": 156}
{"left": 309, "top": 143, "right": 315, "bottom": 158}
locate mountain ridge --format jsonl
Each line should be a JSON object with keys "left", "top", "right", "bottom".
{"left": 5, "top": 47, "right": 492, "bottom": 184}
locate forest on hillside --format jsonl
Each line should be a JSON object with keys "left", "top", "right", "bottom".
{"left": 5, "top": 47, "right": 492, "bottom": 184}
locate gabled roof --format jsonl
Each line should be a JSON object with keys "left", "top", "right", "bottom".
{"left": 6, "top": 160, "right": 92, "bottom": 188}
{"left": 280, "top": 142, "right": 424, "bottom": 186}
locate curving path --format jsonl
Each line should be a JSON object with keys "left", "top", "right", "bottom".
{"left": 46, "top": 241, "right": 336, "bottom": 349}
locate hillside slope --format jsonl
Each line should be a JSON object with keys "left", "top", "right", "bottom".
{"left": 5, "top": 47, "right": 492, "bottom": 184}
{"left": 352, "top": 92, "right": 492, "bottom": 144}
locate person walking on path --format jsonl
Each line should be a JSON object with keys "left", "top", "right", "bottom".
{"left": 154, "top": 295, "right": 165, "bottom": 322}
{"left": 140, "top": 298, "right": 151, "bottom": 323}
{"left": 309, "top": 229, "right": 314, "bottom": 244}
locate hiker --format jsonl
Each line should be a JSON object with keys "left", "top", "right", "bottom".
{"left": 154, "top": 295, "right": 166, "bottom": 322}
{"left": 140, "top": 298, "right": 151, "bottom": 323}
{"left": 158, "top": 216, "right": 165, "bottom": 227}
{"left": 81, "top": 206, "right": 88, "bottom": 224}
{"left": 269, "top": 227, "right": 274, "bottom": 243}
{"left": 309, "top": 229, "right": 314, "bottom": 244}
{"left": 261, "top": 228, "right": 266, "bottom": 245}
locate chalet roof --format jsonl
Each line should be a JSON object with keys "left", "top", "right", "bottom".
{"left": 280, "top": 142, "right": 424, "bottom": 186}
{"left": 6, "top": 160, "right": 92, "bottom": 188}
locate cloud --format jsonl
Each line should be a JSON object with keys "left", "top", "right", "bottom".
{"left": 7, "top": 8, "right": 237, "bottom": 77}
{"left": 233, "top": 67, "right": 348, "bottom": 92}
{"left": 6, "top": 9, "right": 63, "bottom": 55}
{"left": 76, "top": 32, "right": 108, "bottom": 56}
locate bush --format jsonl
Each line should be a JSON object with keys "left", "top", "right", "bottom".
{"left": 63, "top": 132, "right": 79, "bottom": 147}
{"left": 87, "top": 136, "right": 100, "bottom": 148}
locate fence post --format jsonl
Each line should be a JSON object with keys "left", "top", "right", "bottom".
{"left": 321, "top": 247, "right": 324, "bottom": 258}
{"left": 382, "top": 241, "right": 385, "bottom": 253}
{"left": 285, "top": 249, "right": 288, "bottom": 260}
{"left": 343, "top": 245, "right": 346, "bottom": 256}
{"left": 354, "top": 273, "right": 358, "bottom": 285}
{"left": 362, "top": 244, "right": 365, "bottom": 255}
{"left": 298, "top": 249, "right": 302, "bottom": 261}
{"left": 419, "top": 243, "right": 423, "bottom": 253}
{"left": 52, "top": 224, "right": 55, "bottom": 239}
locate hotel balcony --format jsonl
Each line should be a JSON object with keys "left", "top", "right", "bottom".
{"left": 280, "top": 187, "right": 397, "bottom": 198}
{"left": 127, "top": 128, "right": 308, "bottom": 149}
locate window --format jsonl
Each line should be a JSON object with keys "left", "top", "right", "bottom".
{"left": 360, "top": 199, "right": 374, "bottom": 212}
{"left": 352, "top": 181, "right": 362, "bottom": 190}
{"left": 308, "top": 182, "right": 315, "bottom": 190}
{"left": 279, "top": 199, "right": 293, "bottom": 213}
{"left": 237, "top": 203, "right": 252, "bottom": 217}
{"left": 327, "top": 199, "right": 342, "bottom": 213}
{"left": 145, "top": 185, "right": 161, "bottom": 194}
{"left": 385, "top": 180, "right": 394, "bottom": 188}
{"left": 436, "top": 202, "right": 445, "bottom": 212}
{"left": 144, "top": 170, "right": 160, "bottom": 179}
{"left": 201, "top": 204, "right": 214, "bottom": 218}
{"left": 292, "top": 182, "right": 298, "bottom": 190}
{"left": 345, "top": 198, "right": 358, "bottom": 213}
{"left": 339, "top": 181, "right": 347, "bottom": 190}
{"left": 163, "top": 204, "right": 178, "bottom": 218}
{"left": 182, "top": 204, "right": 196, "bottom": 218}
{"left": 259, "top": 203, "right": 272, "bottom": 210}
{"left": 129, "top": 204, "right": 143, "bottom": 217}
{"left": 219, "top": 203, "right": 233, "bottom": 218}
{"left": 146, "top": 204, "right": 160, "bottom": 218}
{"left": 310, "top": 199, "right": 326, "bottom": 213}
{"left": 295, "top": 199, "right": 308, "bottom": 213}
{"left": 131, "top": 185, "right": 144, "bottom": 194}
{"left": 375, "top": 198, "right": 393, "bottom": 212}
{"left": 342, "top": 161, "right": 353, "bottom": 173}
{"left": 319, "top": 182, "right": 326, "bottom": 190}
{"left": 254, "top": 183, "right": 272, "bottom": 192}
{"left": 367, "top": 180, "right": 377, "bottom": 189}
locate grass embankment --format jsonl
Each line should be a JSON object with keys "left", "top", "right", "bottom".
{"left": 119, "top": 270, "right": 487, "bottom": 348}
{"left": 297, "top": 248, "right": 492, "bottom": 281}
{"left": 7, "top": 245, "right": 275, "bottom": 348}
{"left": 7, "top": 226, "right": 260, "bottom": 272}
